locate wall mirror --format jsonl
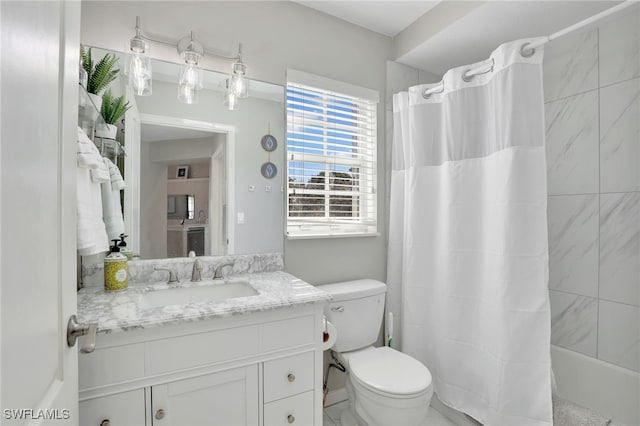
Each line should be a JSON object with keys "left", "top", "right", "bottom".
{"left": 88, "top": 47, "right": 285, "bottom": 259}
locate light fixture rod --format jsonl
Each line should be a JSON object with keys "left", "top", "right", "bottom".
{"left": 133, "top": 17, "right": 241, "bottom": 61}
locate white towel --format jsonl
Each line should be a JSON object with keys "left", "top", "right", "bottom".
{"left": 77, "top": 127, "right": 109, "bottom": 255}
{"left": 101, "top": 158, "right": 125, "bottom": 240}
{"left": 77, "top": 167, "right": 109, "bottom": 255}
{"left": 107, "top": 159, "right": 125, "bottom": 191}
{"left": 77, "top": 127, "right": 110, "bottom": 183}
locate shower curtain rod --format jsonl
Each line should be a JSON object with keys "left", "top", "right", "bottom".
{"left": 422, "top": 0, "right": 637, "bottom": 99}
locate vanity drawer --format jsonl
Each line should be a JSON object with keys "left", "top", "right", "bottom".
{"left": 263, "top": 352, "right": 314, "bottom": 403}
{"left": 260, "top": 315, "right": 314, "bottom": 352}
{"left": 263, "top": 391, "right": 314, "bottom": 426}
{"left": 79, "top": 343, "right": 145, "bottom": 390}
{"left": 79, "top": 388, "right": 146, "bottom": 426}
{"left": 148, "top": 324, "right": 259, "bottom": 374}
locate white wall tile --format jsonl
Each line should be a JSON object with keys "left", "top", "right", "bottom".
{"left": 599, "top": 9, "right": 640, "bottom": 87}
{"left": 548, "top": 195, "right": 599, "bottom": 297}
{"left": 545, "top": 90, "right": 599, "bottom": 195}
{"left": 599, "top": 193, "right": 640, "bottom": 307}
{"left": 550, "top": 290, "right": 598, "bottom": 357}
{"left": 598, "top": 300, "right": 640, "bottom": 372}
{"left": 544, "top": 29, "right": 598, "bottom": 102}
{"left": 600, "top": 78, "right": 640, "bottom": 193}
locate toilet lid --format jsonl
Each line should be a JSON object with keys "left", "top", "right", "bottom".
{"left": 349, "top": 347, "right": 432, "bottom": 396}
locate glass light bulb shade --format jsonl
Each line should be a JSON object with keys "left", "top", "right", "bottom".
{"left": 125, "top": 45, "right": 152, "bottom": 96}
{"left": 231, "top": 74, "right": 248, "bottom": 99}
{"left": 179, "top": 64, "right": 203, "bottom": 89}
{"left": 128, "top": 71, "right": 152, "bottom": 96}
{"left": 225, "top": 91, "right": 239, "bottom": 110}
{"left": 178, "top": 82, "right": 199, "bottom": 104}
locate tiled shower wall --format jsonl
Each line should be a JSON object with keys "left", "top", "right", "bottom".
{"left": 545, "top": 10, "right": 640, "bottom": 372}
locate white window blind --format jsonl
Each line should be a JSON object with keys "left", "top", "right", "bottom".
{"left": 286, "top": 71, "right": 378, "bottom": 238}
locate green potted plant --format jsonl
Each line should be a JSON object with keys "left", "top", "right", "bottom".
{"left": 80, "top": 46, "right": 120, "bottom": 111}
{"left": 96, "top": 90, "right": 131, "bottom": 139}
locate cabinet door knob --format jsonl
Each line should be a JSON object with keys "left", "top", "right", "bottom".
{"left": 287, "top": 373, "right": 295, "bottom": 382}
{"left": 100, "top": 420, "right": 110, "bottom": 426}
{"left": 287, "top": 414, "right": 295, "bottom": 423}
{"left": 155, "top": 409, "right": 165, "bottom": 420}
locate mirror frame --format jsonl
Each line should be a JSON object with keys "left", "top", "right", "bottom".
{"left": 124, "top": 110, "right": 236, "bottom": 256}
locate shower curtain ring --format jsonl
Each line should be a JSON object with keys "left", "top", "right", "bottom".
{"left": 520, "top": 43, "right": 536, "bottom": 58}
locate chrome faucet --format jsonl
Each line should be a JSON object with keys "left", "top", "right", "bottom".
{"left": 191, "top": 258, "right": 202, "bottom": 282}
{"left": 213, "top": 262, "right": 234, "bottom": 280}
{"left": 154, "top": 267, "right": 180, "bottom": 284}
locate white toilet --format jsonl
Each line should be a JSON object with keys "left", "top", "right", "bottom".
{"left": 320, "top": 279, "right": 433, "bottom": 426}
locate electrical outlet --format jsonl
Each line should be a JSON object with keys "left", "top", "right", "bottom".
{"left": 237, "top": 212, "right": 245, "bottom": 224}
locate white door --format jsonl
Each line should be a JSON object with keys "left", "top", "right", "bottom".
{"left": 1, "top": 1, "right": 81, "bottom": 424}
{"left": 151, "top": 365, "right": 259, "bottom": 426}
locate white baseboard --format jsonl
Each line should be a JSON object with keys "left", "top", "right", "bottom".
{"left": 325, "top": 387, "right": 348, "bottom": 407}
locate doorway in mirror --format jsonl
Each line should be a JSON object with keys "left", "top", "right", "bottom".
{"left": 133, "top": 115, "right": 234, "bottom": 259}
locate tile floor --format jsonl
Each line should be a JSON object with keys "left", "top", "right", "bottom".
{"left": 323, "top": 400, "right": 458, "bottom": 426}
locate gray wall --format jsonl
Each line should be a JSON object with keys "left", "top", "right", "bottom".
{"left": 81, "top": 1, "right": 393, "bottom": 285}
{"left": 140, "top": 139, "right": 168, "bottom": 259}
{"left": 545, "top": 10, "right": 640, "bottom": 373}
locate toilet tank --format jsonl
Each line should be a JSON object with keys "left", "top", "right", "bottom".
{"left": 319, "top": 279, "right": 386, "bottom": 352}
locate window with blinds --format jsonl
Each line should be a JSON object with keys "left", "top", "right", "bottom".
{"left": 286, "top": 72, "right": 378, "bottom": 238}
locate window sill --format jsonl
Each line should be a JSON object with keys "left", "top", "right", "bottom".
{"left": 286, "top": 232, "right": 380, "bottom": 240}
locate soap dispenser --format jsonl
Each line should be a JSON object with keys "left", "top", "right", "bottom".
{"left": 104, "top": 239, "right": 128, "bottom": 292}
{"left": 118, "top": 233, "right": 133, "bottom": 260}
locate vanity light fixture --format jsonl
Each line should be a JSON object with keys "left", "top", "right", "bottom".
{"left": 224, "top": 79, "right": 239, "bottom": 110}
{"left": 177, "top": 32, "right": 204, "bottom": 104}
{"left": 126, "top": 16, "right": 249, "bottom": 106}
{"left": 230, "top": 45, "right": 248, "bottom": 99}
{"left": 125, "top": 16, "right": 152, "bottom": 96}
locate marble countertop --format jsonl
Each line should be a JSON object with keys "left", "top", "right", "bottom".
{"left": 77, "top": 271, "right": 331, "bottom": 334}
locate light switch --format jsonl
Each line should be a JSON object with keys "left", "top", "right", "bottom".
{"left": 237, "top": 212, "right": 245, "bottom": 224}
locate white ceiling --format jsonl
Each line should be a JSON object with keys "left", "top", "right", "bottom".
{"left": 292, "top": 1, "right": 630, "bottom": 76}
{"left": 399, "top": 1, "right": 624, "bottom": 76}
{"left": 293, "top": 0, "right": 440, "bottom": 37}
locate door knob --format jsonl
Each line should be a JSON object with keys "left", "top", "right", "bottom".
{"left": 155, "top": 409, "right": 165, "bottom": 420}
{"left": 287, "top": 373, "right": 295, "bottom": 382}
{"left": 287, "top": 414, "right": 295, "bottom": 423}
{"left": 67, "top": 315, "right": 97, "bottom": 353}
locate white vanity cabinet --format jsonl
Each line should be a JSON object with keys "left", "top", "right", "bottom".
{"left": 78, "top": 304, "right": 325, "bottom": 426}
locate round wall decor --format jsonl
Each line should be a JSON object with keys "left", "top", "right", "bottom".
{"left": 261, "top": 134, "right": 278, "bottom": 152}
{"left": 261, "top": 162, "right": 277, "bottom": 179}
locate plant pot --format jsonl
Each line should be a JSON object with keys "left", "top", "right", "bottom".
{"left": 88, "top": 93, "right": 102, "bottom": 112}
{"left": 95, "top": 123, "right": 117, "bottom": 139}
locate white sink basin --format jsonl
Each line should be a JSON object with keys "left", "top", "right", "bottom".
{"left": 140, "top": 281, "right": 258, "bottom": 310}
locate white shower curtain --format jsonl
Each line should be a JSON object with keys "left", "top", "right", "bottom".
{"left": 389, "top": 39, "right": 552, "bottom": 426}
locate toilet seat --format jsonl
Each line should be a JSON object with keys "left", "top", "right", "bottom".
{"left": 348, "top": 347, "right": 432, "bottom": 399}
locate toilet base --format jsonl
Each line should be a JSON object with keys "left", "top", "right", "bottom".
{"left": 344, "top": 373, "right": 432, "bottom": 426}
{"left": 340, "top": 409, "right": 359, "bottom": 426}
